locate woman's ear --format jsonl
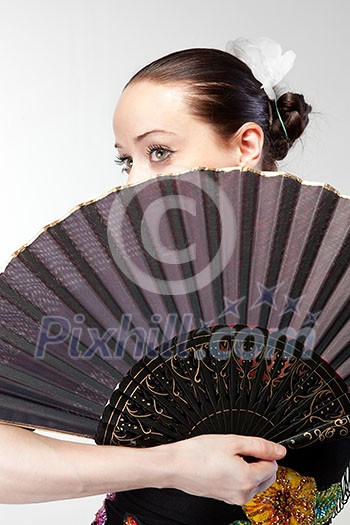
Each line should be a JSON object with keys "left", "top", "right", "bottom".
{"left": 231, "top": 122, "right": 265, "bottom": 169}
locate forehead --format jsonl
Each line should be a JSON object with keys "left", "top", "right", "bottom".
{"left": 113, "top": 80, "right": 192, "bottom": 136}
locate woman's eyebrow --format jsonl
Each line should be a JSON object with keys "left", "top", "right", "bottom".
{"left": 115, "top": 129, "right": 177, "bottom": 148}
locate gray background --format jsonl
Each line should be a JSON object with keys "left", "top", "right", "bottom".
{"left": 0, "top": 0, "right": 349, "bottom": 522}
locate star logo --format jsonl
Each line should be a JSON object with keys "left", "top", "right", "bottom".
{"left": 219, "top": 295, "right": 245, "bottom": 319}
{"left": 304, "top": 310, "right": 322, "bottom": 325}
{"left": 198, "top": 317, "right": 214, "bottom": 330}
{"left": 251, "top": 282, "right": 284, "bottom": 310}
{"left": 281, "top": 293, "right": 304, "bottom": 316}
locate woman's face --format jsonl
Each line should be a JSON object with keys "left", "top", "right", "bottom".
{"left": 113, "top": 80, "right": 257, "bottom": 185}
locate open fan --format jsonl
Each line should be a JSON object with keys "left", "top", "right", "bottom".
{"left": 0, "top": 167, "right": 349, "bottom": 523}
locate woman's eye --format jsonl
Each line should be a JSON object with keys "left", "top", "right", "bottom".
{"left": 147, "top": 145, "right": 173, "bottom": 163}
{"left": 114, "top": 155, "right": 133, "bottom": 172}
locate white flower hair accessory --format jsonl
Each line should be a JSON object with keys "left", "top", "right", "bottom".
{"left": 225, "top": 37, "right": 296, "bottom": 101}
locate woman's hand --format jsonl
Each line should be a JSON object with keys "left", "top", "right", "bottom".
{"left": 164, "top": 434, "right": 286, "bottom": 505}
{"left": 0, "top": 423, "right": 285, "bottom": 506}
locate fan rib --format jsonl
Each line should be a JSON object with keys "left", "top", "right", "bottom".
{"left": 314, "top": 299, "right": 350, "bottom": 358}
{"left": 283, "top": 190, "right": 339, "bottom": 326}
{"left": 238, "top": 171, "right": 259, "bottom": 325}
{"left": 261, "top": 177, "right": 300, "bottom": 329}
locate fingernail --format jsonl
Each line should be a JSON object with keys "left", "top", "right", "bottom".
{"left": 275, "top": 445, "right": 286, "bottom": 456}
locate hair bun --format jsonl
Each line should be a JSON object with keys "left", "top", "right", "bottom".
{"left": 270, "top": 92, "right": 312, "bottom": 161}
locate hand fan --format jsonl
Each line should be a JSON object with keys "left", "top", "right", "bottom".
{"left": 0, "top": 167, "right": 349, "bottom": 523}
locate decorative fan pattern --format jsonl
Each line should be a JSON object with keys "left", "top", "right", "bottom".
{"left": 95, "top": 325, "right": 350, "bottom": 448}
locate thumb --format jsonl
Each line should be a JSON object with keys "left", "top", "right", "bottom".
{"left": 233, "top": 436, "right": 286, "bottom": 461}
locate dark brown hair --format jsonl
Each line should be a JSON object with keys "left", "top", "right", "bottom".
{"left": 125, "top": 48, "right": 312, "bottom": 171}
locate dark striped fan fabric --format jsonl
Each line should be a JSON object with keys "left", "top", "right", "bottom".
{"left": 0, "top": 166, "right": 349, "bottom": 445}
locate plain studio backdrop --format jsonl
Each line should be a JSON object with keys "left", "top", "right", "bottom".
{"left": 0, "top": 0, "right": 349, "bottom": 523}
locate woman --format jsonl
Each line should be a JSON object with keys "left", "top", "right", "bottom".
{"left": 1, "top": 40, "right": 348, "bottom": 525}
{"left": 91, "top": 42, "right": 350, "bottom": 525}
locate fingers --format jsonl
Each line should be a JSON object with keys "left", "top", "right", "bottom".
{"left": 235, "top": 460, "right": 278, "bottom": 504}
{"left": 255, "top": 470, "right": 278, "bottom": 495}
{"left": 171, "top": 434, "right": 284, "bottom": 507}
{"left": 233, "top": 435, "right": 286, "bottom": 461}
{"left": 248, "top": 458, "right": 278, "bottom": 485}
{"left": 223, "top": 460, "right": 278, "bottom": 505}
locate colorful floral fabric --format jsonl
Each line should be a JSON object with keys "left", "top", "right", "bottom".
{"left": 243, "top": 466, "right": 317, "bottom": 524}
